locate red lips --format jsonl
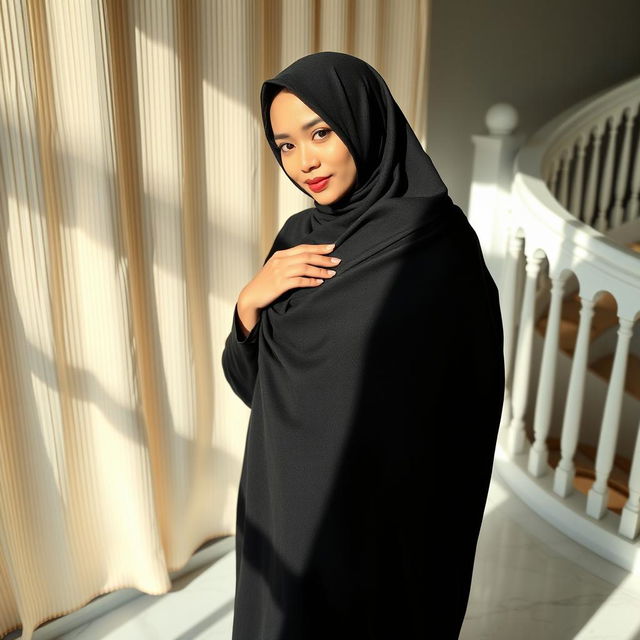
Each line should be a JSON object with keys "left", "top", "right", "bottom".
{"left": 305, "top": 175, "right": 331, "bottom": 184}
{"left": 307, "top": 176, "right": 331, "bottom": 192}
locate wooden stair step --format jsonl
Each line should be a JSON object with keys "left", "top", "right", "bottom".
{"left": 542, "top": 437, "right": 630, "bottom": 515}
{"left": 589, "top": 352, "right": 640, "bottom": 400}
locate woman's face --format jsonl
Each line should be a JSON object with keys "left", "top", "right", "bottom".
{"left": 269, "top": 89, "right": 357, "bottom": 205}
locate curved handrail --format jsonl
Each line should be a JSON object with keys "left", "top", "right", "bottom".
{"left": 512, "top": 75, "right": 640, "bottom": 321}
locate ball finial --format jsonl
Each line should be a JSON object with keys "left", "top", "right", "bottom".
{"left": 486, "top": 103, "right": 518, "bottom": 135}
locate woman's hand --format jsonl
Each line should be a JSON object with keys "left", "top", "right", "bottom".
{"left": 238, "top": 243, "right": 342, "bottom": 321}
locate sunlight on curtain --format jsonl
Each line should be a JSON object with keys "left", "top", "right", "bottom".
{"left": 0, "top": 0, "right": 430, "bottom": 637}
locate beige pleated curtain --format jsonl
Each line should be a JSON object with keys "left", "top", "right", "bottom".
{"left": 0, "top": 0, "right": 430, "bottom": 637}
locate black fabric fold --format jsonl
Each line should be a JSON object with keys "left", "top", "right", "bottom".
{"left": 221, "top": 304, "right": 260, "bottom": 408}
{"left": 233, "top": 304, "right": 260, "bottom": 344}
{"left": 222, "top": 51, "right": 505, "bottom": 640}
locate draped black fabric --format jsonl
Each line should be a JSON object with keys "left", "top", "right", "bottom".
{"left": 222, "top": 51, "right": 505, "bottom": 640}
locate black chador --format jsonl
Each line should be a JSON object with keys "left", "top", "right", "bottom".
{"left": 222, "top": 51, "right": 505, "bottom": 640}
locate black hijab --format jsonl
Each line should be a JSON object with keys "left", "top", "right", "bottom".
{"left": 260, "top": 50, "right": 452, "bottom": 239}
{"left": 224, "top": 51, "right": 505, "bottom": 639}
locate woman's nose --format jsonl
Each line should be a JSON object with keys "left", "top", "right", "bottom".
{"left": 299, "top": 145, "right": 319, "bottom": 171}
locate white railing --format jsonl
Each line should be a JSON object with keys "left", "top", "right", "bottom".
{"left": 468, "top": 75, "right": 640, "bottom": 574}
{"left": 543, "top": 79, "right": 640, "bottom": 231}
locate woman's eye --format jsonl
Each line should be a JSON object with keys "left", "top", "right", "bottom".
{"left": 277, "top": 129, "right": 331, "bottom": 153}
{"left": 314, "top": 128, "right": 331, "bottom": 140}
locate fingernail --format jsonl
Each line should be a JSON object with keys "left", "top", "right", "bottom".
{"left": 330, "top": 257, "right": 341, "bottom": 264}
{"left": 326, "top": 244, "right": 335, "bottom": 250}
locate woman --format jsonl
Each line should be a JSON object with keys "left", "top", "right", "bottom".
{"left": 221, "top": 51, "right": 505, "bottom": 640}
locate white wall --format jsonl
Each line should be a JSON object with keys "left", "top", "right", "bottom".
{"left": 426, "top": 0, "right": 640, "bottom": 214}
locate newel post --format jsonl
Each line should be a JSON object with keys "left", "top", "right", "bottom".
{"left": 467, "top": 103, "right": 526, "bottom": 293}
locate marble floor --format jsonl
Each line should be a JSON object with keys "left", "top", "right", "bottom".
{"left": 44, "top": 470, "right": 640, "bottom": 640}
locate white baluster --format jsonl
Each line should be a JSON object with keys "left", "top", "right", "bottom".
{"left": 619, "top": 417, "right": 640, "bottom": 540}
{"left": 558, "top": 147, "right": 571, "bottom": 210}
{"left": 529, "top": 273, "right": 570, "bottom": 477}
{"left": 507, "top": 250, "right": 545, "bottom": 454}
{"left": 499, "top": 231, "right": 525, "bottom": 432}
{"left": 570, "top": 134, "right": 588, "bottom": 221}
{"left": 584, "top": 124, "right": 604, "bottom": 227}
{"left": 595, "top": 112, "right": 622, "bottom": 232}
{"left": 549, "top": 157, "right": 560, "bottom": 199}
{"left": 543, "top": 162, "right": 552, "bottom": 187}
{"left": 587, "top": 316, "right": 635, "bottom": 519}
{"left": 612, "top": 107, "right": 633, "bottom": 228}
{"left": 627, "top": 106, "right": 640, "bottom": 221}
{"left": 553, "top": 297, "right": 595, "bottom": 497}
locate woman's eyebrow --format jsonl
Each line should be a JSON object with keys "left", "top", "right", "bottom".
{"left": 273, "top": 116, "right": 325, "bottom": 140}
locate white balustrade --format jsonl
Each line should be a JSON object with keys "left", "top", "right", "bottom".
{"left": 467, "top": 73, "right": 640, "bottom": 574}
